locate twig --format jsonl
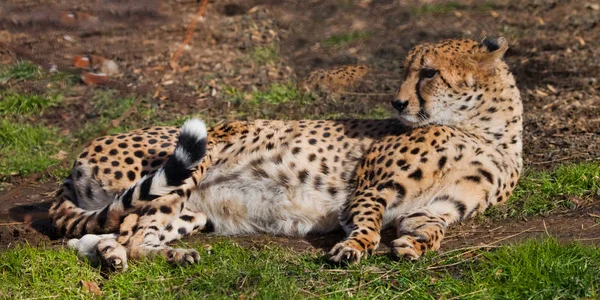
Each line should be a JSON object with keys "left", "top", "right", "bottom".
{"left": 22, "top": 296, "right": 59, "bottom": 300}
{"left": 390, "top": 286, "right": 416, "bottom": 299}
{"left": 574, "top": 237, "right": 600, "bottom": 242}
{"left": 298, "top": 288, "right": 319, "bottom": 298}
{"left": 528, "top": 153, "right": 587, "bottom": 165}
{"left": 543, "top": 220, "right": 550, "bottom": 237}
{"left": 170, "top": 0, "right": 210, "bottom": 71}
{"left": 322, "top": 270, "right": 393, "bottom": 296}
{"left": 447, "top": 289, "right": 487, "bottom": 300}
{"left": 336, "top": 91, "right": 394, "bottom": 96}
{"left": 427, "top": 228, "right": 534, "bottom": 270}
{"left": 426, "top": 252, "right": 485, "bottom": 271}
{"left": 0, "top": 222, "right": 24, "bottom": 226}
{"left": 588, "top": 213, "right": 600, "bottom": 218}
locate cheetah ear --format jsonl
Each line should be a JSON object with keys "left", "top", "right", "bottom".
{"left": 480, "top": 37, "right": 508, "bottom": 57}
{"left": 478, "top": 37, "right": 508, "bottom": 69}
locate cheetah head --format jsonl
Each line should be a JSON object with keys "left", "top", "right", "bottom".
{"left": 392, "top": 37, "right": 512, "bottom": 127}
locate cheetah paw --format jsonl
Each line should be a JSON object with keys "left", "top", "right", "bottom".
{"left": 328, "top": 240, "right": 365, "bottom": 264}
{"left": 97, "top": 238, "right": 128, "bottom": 271}
{"left": 391, "top": 237, "right": 420, "bottom": 260}
{"left": 164, "top": 248, "right": 200, "bottom": 266}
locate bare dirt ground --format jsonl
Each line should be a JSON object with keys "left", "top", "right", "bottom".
{"left": 0, "top": 0, "right": 598, "bottom": 251}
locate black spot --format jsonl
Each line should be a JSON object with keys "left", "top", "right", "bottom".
{"left": 327, "top": 186, "right": 338, "bottom": 196}
{"left": 148, "top": 139, "right": 157, "bottom": 145}
{"left": 114, "top": 171, "right": 123, "bottom": 180}
{"left": 94, "top": 145, "right": 103, "bottom": 152}
{"left": 410, "top": 148, "right": 420, "bottom": 155}
{"left": 151, "top": 160, "right": 163, "bottom": 168}
{"left": 125, "top": 157, "right": 134, "bottom": 164}
{"left": 132, "top": 136, "right": 143, "bottom": 142}
{"left": 79, "top": 151, "right": 88, "bottom": 158}
{"left": 105, "top": 139, "right": 114, "bottom": 145}
{"left": 134, "top": 150, "right": 144, "bottom": 158}
{"left": 385, "top": 159, "right": 393, "bottom": 167}
{"left": 292, "top": 147, "right": 301, "bottom": 155}
{"left": 308, "top": 139, "right": 317, "bottom": 145}
{"left": 127, "top": 171, "right": 136, "bottom": 181}
{"left": 465, "top": 175, "right": 481, "bottom": 183}
{"left": 178, "top": 227, "right": 187, "bottom": 235}
{"left": 478, "top": 168, "right": 494, "bottom": 184}
{"left": 118, "top": 143, "right": 128, "bottom": 148}
{"left": 408, "top": 169, "right": 423, "bottom": 180}
{"left": 298, "top": 169, "right": 309, "bottom": 183}
{"left": 109, "top": 149, "right": 118, "bottom": 156}
{"left": 180, "top": 215, "right": 194, "bottom": 222}
{"left": 111, "top": 161, "right": 120, "bottom": 167}
{"left": 313, "top": 175, "right": 323, "bottom": 190}
{"left": 438, "top": 156, "right": 447, "bottom": 169}
{"left": 160, "top": 206, "right": 172, "bottom": 214}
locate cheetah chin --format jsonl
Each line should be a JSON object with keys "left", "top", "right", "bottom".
{"left": 50, "top": 37, "right": 523, "bottom": 269}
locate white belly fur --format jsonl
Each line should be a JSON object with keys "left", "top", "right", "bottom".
{"left": 186, "top": 164, "right": 348, "bottom": 236}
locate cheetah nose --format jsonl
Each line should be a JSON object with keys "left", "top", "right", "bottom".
{"left": 391, "top": 100, "right": 408, "bottom": 113}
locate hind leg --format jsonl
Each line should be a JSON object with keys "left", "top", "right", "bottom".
{"left": 117, "top": 193, "right": 208, "bottom": 265}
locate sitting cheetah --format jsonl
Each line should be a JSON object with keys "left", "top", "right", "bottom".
{"left": 50, "top": 37, "right": 522, "bottom": 270}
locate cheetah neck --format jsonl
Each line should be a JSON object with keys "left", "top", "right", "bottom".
{"left": 460, "top": 74, "right": 523, "bottom": 156}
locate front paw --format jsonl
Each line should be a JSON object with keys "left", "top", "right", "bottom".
{"left": 164, "top": 248, "right": 200, "bottom": 266}
{"left": 328, "top": 240, "right": 367, "bottom": 264}
{"left": 391, "top": 236, "right": 421, "bottom": 260}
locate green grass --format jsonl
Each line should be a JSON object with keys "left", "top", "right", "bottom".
{"left": 0, "top": 239, "right": 598, "bottom": 299}
{"left": 322, "top": 31, "right": 372, "bottom": 48}
{"left": 0, "top": 60, "right": 42, "bottom": 83}
{"left": 251, "top": 45, "right": 280, "bottom": 66}
{"left": 0, "top": 91, "right": 62, "bottom": 116}
{"left": 225, "top": 83, "right": 314, "bottom": 106}
{"left": 0, "top": 120, "right": 66, "bottom": 179}
{"left": 487, "top": 162, "right": 600, "bottom": 219}
{"left": 0, "top": 88, "right": 157, "bottom": 180}
{"left": 73, "top": 90, "right": 155, "bottom": 141}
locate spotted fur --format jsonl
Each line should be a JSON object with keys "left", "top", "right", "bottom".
{"left": 51, "top": 37, "right": 523, "bottom": 269}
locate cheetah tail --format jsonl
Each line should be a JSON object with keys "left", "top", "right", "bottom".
{"left": 50, "top": 119, "right": 208, "bottom": 238}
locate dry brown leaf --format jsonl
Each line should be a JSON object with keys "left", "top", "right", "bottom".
{"left": 80, "top": 280, "right": 102, "bottom": 296}
{"left": 535, "top": 89, "right": 549, "bottom": 97}
{"left": 50, "top": 150, "right": 68, "bottom": 160}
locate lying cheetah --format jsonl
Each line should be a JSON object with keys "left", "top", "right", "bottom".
{"left": 50, "top": 37, "right": 522, "bottom": 270}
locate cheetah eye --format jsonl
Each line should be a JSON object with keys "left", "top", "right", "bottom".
{"left": 420, "top": 69, "right": 438, "bottom": 79}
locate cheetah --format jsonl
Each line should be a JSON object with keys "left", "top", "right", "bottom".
{"left": 50, "top": 37, "right": 523, "bottom": 270}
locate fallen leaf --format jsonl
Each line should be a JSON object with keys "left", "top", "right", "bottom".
{"left": 535, "top": 89, "right": 549, "bottom": 97}
{"left": 51, "top": 150, "right": 68, "bottom": 160}
{"left": 536, "top": 17, "right": 545, "bottom": 25}
{"left": 81, "top": 71, "right": 109, "bottom": 85}
{"left": 80, "top": 280, "right": 102, "bottom": 296}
